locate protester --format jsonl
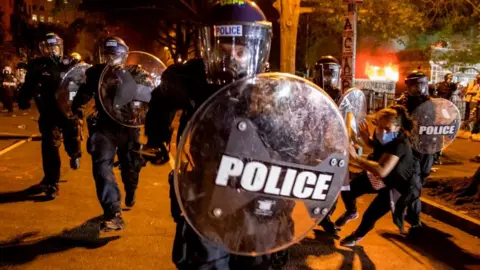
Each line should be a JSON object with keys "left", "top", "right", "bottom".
{"left": 338, "top": 106, "right": 415, "bottom": 246}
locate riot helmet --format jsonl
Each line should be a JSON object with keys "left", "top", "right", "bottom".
{"left": 199, "top": 0, "right": 272, "bottom": 85}
{"left": 39, "top": 33, "right": 63, "bottom": 61}
{"left": 3, "top": 66, "right": 12, "bottom": 75}
{"left": 15, "top": 63, "right": 27, "bottom": 83}
{"left": 99, "top": 37, "right": 129, "bottom": 66}
{"left": 405, "top": 70, "right": 429, "bottom": 97}
{"left": 70, "top": 52, "right": 82, "bottom": 63}
{"left": 314, "top": 56, "right": 340, "bottom": 90}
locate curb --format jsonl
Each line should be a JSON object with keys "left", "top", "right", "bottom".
{"left": 0, "top": 133, "right": 42, "bottom": 141}
{"left": 420, "top": 197, "right": 480, "bottom": 238}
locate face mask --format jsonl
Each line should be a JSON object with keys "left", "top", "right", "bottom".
{"left": 375, "top": 130, "right": 399, "bottom": 145}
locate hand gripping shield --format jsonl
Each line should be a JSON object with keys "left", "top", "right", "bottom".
{"left": 57, "top": 63, "right": 92, "bottom": 117}
{"left": 98, "top": 51, "right": 166, "bottom": 127}
{"left": 410, "top": 98, "right": 461, "bottom": 154}
{"left": 338, "top": 88, "right": 367, "bottom": 144}
{"left": 174, "top": 73, "right": 349, "bottom": 256}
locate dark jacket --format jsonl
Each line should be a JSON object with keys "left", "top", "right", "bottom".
{"left": 18, "top": 57, "right": 73, "bottom": 118}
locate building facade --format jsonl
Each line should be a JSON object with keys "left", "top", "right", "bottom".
{"left": 24, "top": 0, "right": 84, "bottom": 26}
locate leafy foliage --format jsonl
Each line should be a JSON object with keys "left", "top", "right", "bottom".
{"left": 300, "top": 0, "right": 480, "bottom": 68}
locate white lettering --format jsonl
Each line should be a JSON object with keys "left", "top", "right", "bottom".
{"left": 292, "top": 171, "right": 316, "bottom": 199}
{"left": 106, "top": 41, "right": 118, "bottom": 47}
{"left": 214, "top": 25, "right": 243, "bottom": 37}
{"left": 312, "top": 174, "right": 333, "bottom": 200}
{"left": 215, "top": 156, "right": 244, "bottom": 186}
{"left": 240, "top": 162, "right": 267, "bottom": 192}
{"left": 419, "top": 125, "right": 456, "bottom": 135}
{"left": 69, "top": 91, "right": 77, "bottom": 101}
{"left": 264, "top": 166, "right": 281, "bottom": 195}
{"left": 280, "top": 169, "right": 297, "bottom": 196}
{"left": 214, "top": 155, "right": 334, "bottom": 201}
{"left": 419, "top": 126, "right": 427, "bottom": 135}
{"left": 448, "top": 125, "right": 454, "bottom": 134}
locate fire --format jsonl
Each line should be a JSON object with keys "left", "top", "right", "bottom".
{"left": 365, "top": 62, "right": 399, "bottom": 81}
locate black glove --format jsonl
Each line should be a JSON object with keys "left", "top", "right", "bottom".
{"left": 141, "top": 143, "right": 170, "bottom": 165}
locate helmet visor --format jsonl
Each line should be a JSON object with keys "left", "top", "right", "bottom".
{"left": 199, "top": 22, "right": 272, "bottom": 85}
{"left": 39, "top": 37, "right": 63, "bottom": 59}
{"left": 99, "top": 41, "right": 128, "bottom": 65}
{"left": 315, "top": 64, "right": 340, "bottom": 89}
{"left": 406, "top": 77, "right": 429, "bottom": 96}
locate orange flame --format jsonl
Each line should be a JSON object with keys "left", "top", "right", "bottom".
{"left": 365, "top": 62, "right": 399, "bottom": 81}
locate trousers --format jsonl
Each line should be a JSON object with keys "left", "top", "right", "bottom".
{"left": 87, "top": 124, "right": 142, "bottom": 217}
{"left": 39, "top": 115, "right": 81, "bottom": 186}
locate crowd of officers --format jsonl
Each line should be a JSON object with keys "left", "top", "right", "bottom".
{"left": 0, "top": 53, "right": 82, "bottom": 115}
{"left": 0, "top": 0, "right": 460, "bottom": 269}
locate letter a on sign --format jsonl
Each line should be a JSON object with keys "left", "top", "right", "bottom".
{"left": 344, "top": 19, "right": 352, "bottom": 31}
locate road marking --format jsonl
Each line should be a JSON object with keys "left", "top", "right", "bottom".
{"left": 0, "top": 140, "right": 27, "bottom": 157}
{"left": 168, "top": 153, "right": 175, "bottom": 169}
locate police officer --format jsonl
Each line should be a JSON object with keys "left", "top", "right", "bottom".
{"left": 15, "top": 62, "right": 28, "bottom": 96}
{"left": 314, "top": 56, "right": 342, "bottom": 102}
{"left": 394, "top": 70, "right": 434, "bottom": 233}
{"left": 143, "top": 1, "right": 288, "bottom": 269}
{"left": 17, "top": 33, "right": 82, "bottom": 199}
{"left": 72, "top": 37, "right": 145, "bottom": 231}
{"left": 0, "top": 66, "right": 18, "bottom": 114}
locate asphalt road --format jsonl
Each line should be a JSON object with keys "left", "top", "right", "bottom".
{"left": 0, "top": 138, "right": 479, "bottom": 269}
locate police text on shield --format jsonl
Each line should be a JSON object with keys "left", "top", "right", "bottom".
{"left": 419, "top": 125, "right": 456, "bottom": 135}
{"left": 215, "top": 155, "right": 333, "bottom": 200}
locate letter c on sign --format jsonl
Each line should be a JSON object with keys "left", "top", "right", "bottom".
{"left": 293, "top": 171, "right": 317, "bottom": 199}
{"left": 241, "top": 162, "right": 268, "bottom": 192}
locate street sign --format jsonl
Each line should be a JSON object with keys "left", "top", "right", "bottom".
{"left": 341, "top": 12, "right": 356, "bottom": 92}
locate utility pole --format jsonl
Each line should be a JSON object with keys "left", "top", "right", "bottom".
{"left": 341, "top": 0, "right": 362, "bottom": 93}
{"left": 273, "top": 0, "right": 313, "bottom": 74}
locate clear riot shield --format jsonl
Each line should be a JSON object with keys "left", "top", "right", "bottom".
{"left": 98, "top": 51, "right": 166, "bottom": 128}
{"left": 411, "top": 98, "right": 461, "bottom": 154}
{"left": 175, "top": 73, "right": 349, "bottom": 256}
{"left": 338, "top": 88, "right": 367, "bottom": 143}
{"left": 57, "top": 63, "right": 91, "bottom": 117}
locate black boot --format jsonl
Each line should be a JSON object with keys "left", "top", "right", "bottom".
{"left": 45, "top": 184, "right": 59, "bottom": 200}
{"left": 28, "top": 178, "right": 50, "bottom": 194}
{"left": 125, "top": 190, "right": 136, "bottom": 208}
{"left": 101, "top": 212, "right": 125, "bottom": 232}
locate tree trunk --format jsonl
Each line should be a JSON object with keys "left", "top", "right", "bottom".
{"left": 276, "top": 0, "right": 301, "bottom": 74}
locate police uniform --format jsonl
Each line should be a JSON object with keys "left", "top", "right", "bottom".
{"left": 144, "top": 1, "right": 288, "bottom": 269}
{"left": 72, "top": 37, "right": 145, "bottom": 231}
{"left": 72, "top": 63, "right": 143, "bottom": 218}
{"left": 394, "top": 72, "right": 434, "bottom": 228}
{"left": 18, "top": 44, "right": 82, "bottom": 197}
{"left": 313, "top": 56, "right": 342, "bottom": 103}
{"left": 0, "top": 69, "right": 18, "bottom": 112}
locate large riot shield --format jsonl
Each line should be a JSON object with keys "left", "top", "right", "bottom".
{"left": 57, "top": 63, "right": 91, "bottom": 117}
{"left": 175, "top": 73, "right": 349, "bottom": 256}
{"left": 410, "top": 98, "right": 461, "bottom": 154}
{"left": 98, "top": 51, "right": 166, "bottom": 127}
{"left": 338, "top": 88, "right": 367, "bottom": 143}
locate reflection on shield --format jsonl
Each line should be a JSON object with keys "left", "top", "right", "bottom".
{"left": 410, "top": 98, "right": 461, "bottom": 154}
{"left": 338, "top": 88, "right": 367, "bottom": 143}
{"left": 57, "top": 63, "right": 91, "bottom": 117}
{"left": 98, "top": 51, "right": 166, "bottom": 128}
{"left": 125, "top": 51, "right": 166, "bottom": 87}
{"left": 175, "top": 73, "right": 349, "bottom": 255}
